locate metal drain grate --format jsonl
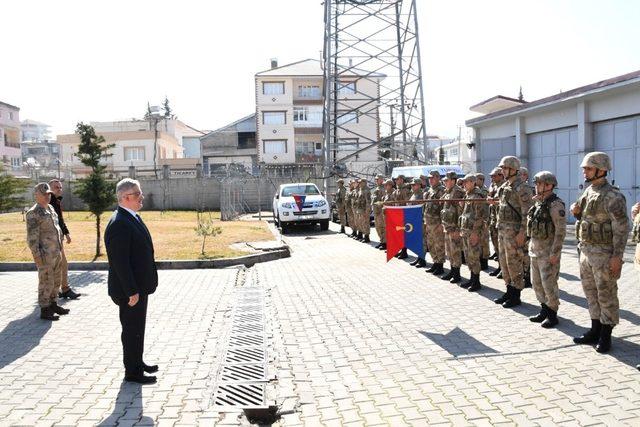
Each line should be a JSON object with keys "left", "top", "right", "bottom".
{"left": 225, "top": 347, "right": 265, "bottom": 364}
{"left": 214, "top": 384, "right": 266, "bottom": 407}
{"left": 231, "top": 323, "right": 264, "bottom": 335}
{"left": 229, "top": 334, "right": 264, "bottom": 347}
{"left": 220, "top": 364, "right": 266, "bottom": 382}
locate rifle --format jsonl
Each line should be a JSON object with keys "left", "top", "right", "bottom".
{"left": 383, "top": 198, "right": 496, "bottom": 206}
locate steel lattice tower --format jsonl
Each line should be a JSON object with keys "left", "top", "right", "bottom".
{"left": 322, "top": 0, "right": 427, "bottom": 180}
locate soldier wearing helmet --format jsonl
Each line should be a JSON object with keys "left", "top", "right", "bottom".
{"left": 354, "top": 179, "right": 372, "bottom": 243}
{"left": 346, "top": 180, "right": 358, "bottom": 237}
{"left": 391, "top": 174, "right": 411, "bottom": 259}
{"left": 525, "top": 171, "right": 567, "bottom": 328}
{"left": 492, "top": 156, "right": 534, "bottom": 308}
{"left": 571, "top": 152, "right": 629, "bottom": 353}
{"left": 474, "top": 172, "right": 490, "bottom": 270}
{"left": 406, "top": 178, "right": 427, "bottom": 267}
{"left": 378, "top": 179, "right": 396, "bottom": 251}
{"left": 439, "top": 171, "right": 466, "bottom": 283}
{"left": 335, "top": 179, "right": 347, "bottom": 234}
{"left": 459, "top": 173, "right": 490, "bottom": 292}
{"left": 424, "top": 169, "right": 446, "bottom": 275}
{"left": 488, "top": 167, "right": 505, "bottom": 276}
{"left": 517, "top": 166, "right": 535, "bottom": 289}
{"left": 371, "top": 174, "right": 386, "bottom": 249}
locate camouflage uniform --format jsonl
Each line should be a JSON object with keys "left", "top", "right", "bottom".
{"left": 441, "top": 179, "right": 465, "bottom": 269}
{"left": 371, "top": 176, "right": 385, "bottom": 243}
{"left": 460, "top": 187, "right": 490, "bottom": 275}
{"left": 519, "top": 169, "right": 535, "bottom": 284}
{"left": 575, "top": 181, "right": 628, "bottom": 326}
{"left": 423, "top": 178, "right": 446, "bottom": 265}
{"left": 497, "top": 172, "right": 533, "bottom": 291}
{"left": 488, "top": 170, "right": 504, "bottom": 259}
{"left": 26, "top": 201, "right": 63, "bottom": 308}
{"left": 379, "top": 180, "right": 395, "bottom": 244}
{"left": 335, "top": 181, "right": 347, "bottom": 228}
{"left": 527, "top": 174, "right": 567, "bottom": 315}
{"left": 475, "top": 174, "right": 491, "bottom": 261}
{"left": 346, "top": 184, "right": 357, "bottom": 232}
{"left": 355, "top": 182, "right": 371, "bottom": 237}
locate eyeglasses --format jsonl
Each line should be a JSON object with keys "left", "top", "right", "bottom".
{"left": 124, "top": 191, "right": 142, "bottom": 198}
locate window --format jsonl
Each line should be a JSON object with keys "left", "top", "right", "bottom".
{"left": 295, "top": 141, "right": 322, "bottom": 162}
{"left": 263, "top": 139, "right": 287, "bottom": 154}
{"left": 263, "top": 111, "right": 286, "bottom": 125}
{"left": 293, "top": 106, "right": 322, "bottom": 126}
{"left": 11, "top": 157, "right": 21, "bottom": 167}
{"left": 281, "top": 184, "right": 320, "bottom": 197}
{"left": 9, "top": 112, "right": 14, "bottom": 120}
{"left": 449, "top": 148, "right": 458, "bottom": 157}
{"left": 337, "top": 111, "right": 358, "bottom": 125}
{"left": 337, "top": 138, "right": 359, "bottom": 151}
{"left": 338, "top": 81, "right": 356, "bottom": 95}
{"left": 298, "top": 85, "right": 321, "bottom": 97}
{"left": 124, "top": 147, "right": 145, "bottom": 161}
{"left": 238, "top": 132, "right": 256, "bottom": 149}
{"left": 263, "top": 82, "right": 284, "bottom": 95}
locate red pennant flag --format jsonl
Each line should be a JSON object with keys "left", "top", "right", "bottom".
{"left": 292, "top": 194, "right": 306, "bottom": 212}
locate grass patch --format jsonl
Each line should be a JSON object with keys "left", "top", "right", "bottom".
{"left": 0, "top": 210, "right": 274, "bottom": 262}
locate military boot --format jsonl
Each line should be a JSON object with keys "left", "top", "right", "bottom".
{"left": 40, "top": 306, "right": 60, "bottom": 321}
{"left": 378, "top": 243, "right": 387, "bottom": 250}
{"left": 461, "top": 252, "right": 466, "bottom": 265}
{"left": 573, "top": 319, "right": 602, "bottom": 345}
{"left": 363, "top": 235, "right": 370, "bottom": 243}
{"left": 502, "top": 287, "right": 521, "bottom": 308}
{"left": 340, "top": 226, "right": 346, "bottom": 234}
{"left": 524, "top": 271, "right": 532, "bottom": 288}
{"left": 459, "top": 273, "right": 473, "bottom": 289}
{"left": 357, "top": 232, "right": 364, "bottom": 241}
{"left": 480, "top": 258, "right": 489, "bottom": 270}
{"left": 415, "top": 258, "right": 427, "bottom": 268}
{"left": 541, "top": 308, "right": 558, "bottom": 328}
{"left": 440, "top": 265, "right": 455, "bottom": 281}
{"left": 448, "top": 267, "right": 461, "bottom": 284}
{"left": 595, "top": 324, "right": 614, "bottom": 353}
{"left": 51, "top": 302, "right": 70, "bottom": 316}
{"left": 374, "top": 242, "right": 382, "bottom": 249}
{"left": 489, "top": 266, "right": 501, "bottom": 277}
{"left": 59, "top": 288, "right": 81, "bottom": 299}
{"left": 529, "top": 304, "right": 548, "bottom": 323}
{"left": 396, "top": 248, "right": 408, "bottom": 259}
{"left": 409, "top": 258, "right": 420, "bottom": 266}
{"left": 493, "top": 285, "right": 511, "bottom": 304}
{"left": 426, "top": 263, "right": 444, "bottom": 275}
{"left": 467, "top": 274, "right": 482, "bottom": 292}
{"left": 350, "top": 230, "right": 357, "bottom": 238}
{"left": 496, "top": 270, "right": 503, "bottom": 279}
{"left": 490, "top": 252, "right": 498, "bottom": 260}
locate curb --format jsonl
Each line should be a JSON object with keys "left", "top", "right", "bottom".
{"left": 0, "top": 246, "right": 291, "bottom": 272}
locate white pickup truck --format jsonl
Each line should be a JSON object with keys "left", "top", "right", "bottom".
{"left": 272, "top": 183, "right": 330, "bottom": 233}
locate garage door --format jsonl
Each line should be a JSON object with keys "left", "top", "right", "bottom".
{"left": 479, "top": 136, "right": 516, "bottom": 177}
{"left": 594, "top": 115, "right": 640, "bottom": 217}
{"left": 527, "top": 127, "right": 582, "bottom": 223}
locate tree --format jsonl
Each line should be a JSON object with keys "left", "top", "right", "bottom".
{"left": 0, "top": 166, "right": 30, "bottom": 212}
{"left": 163, "top": 96, "right": 174, "bottom": 119}
{"left": 518, "top": 86, "right": 524, "bottom": 102}
{"left": 74, "top": 123, "right": 116, "bottom": 258}
{"left": 194, "top": 211, "right": 222, "bottom": 257}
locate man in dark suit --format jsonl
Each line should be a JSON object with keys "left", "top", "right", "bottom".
{"left": 105, "top": 178, "right": 158, "bottom": 384}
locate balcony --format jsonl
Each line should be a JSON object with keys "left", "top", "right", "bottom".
{"left": 295, "top": 152, "right": 323, "bottom": 163}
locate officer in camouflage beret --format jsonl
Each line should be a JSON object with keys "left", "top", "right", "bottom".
{"left": 26, "top": 183, "right": 70, "bottom": 321}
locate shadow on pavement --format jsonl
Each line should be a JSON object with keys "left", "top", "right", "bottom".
{"left": 559, "top": 288, "right": 640, "bottom": 326}
{"left": 99, "top": 381, "right": 154, "bottom": 426}
{"left": 559, "top": 272, "right": 581, "bottom": 282}
{"left": 420, "top": 327, "right": 498, "bottom": 357}
{"left": 0, "top": 307, "right": 50, "bottom": 370}
{"left": 68, "top": 271, "right": 107, "bottom": 289}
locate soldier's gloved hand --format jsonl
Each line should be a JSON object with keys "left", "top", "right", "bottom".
{"left": 515, "top": 231, "right": 526, "bottom": 247}
{"left": 609, "top": 256, "right": 622, "bottom": 279}
{"left": 570, "top": 202, "right": 581, "bottom": 216}
{"left": 549, "top": 255, "right": 560, "bottom": 265}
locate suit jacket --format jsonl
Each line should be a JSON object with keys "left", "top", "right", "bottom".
{"left": 104, "top": 207, "right": 158, "bottom": 301}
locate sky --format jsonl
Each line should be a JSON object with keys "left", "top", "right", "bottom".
{"left": 2, "top": 0, "right": 639, "bottom": 139}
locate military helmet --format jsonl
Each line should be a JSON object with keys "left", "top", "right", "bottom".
{"left": 462, "top": 173, "right": 476, "bottom": 182}
{"left": 411, "top": 178, "right": 422, "bottom": 185}
{"left": 395, "top": 174, "right": 405, "bottom": 181}
{"left": 336, "top": 178, "right": 344, "bottom": 184}
{"left": 520, "top": 166, "right": 529, "bottom": 176}
{"left": 475, "top": 172, "right": 485, "bottom": 180}
{"left": 498, "top": 156, "right": 521, "bottom": 170}
{"left": 490, "top": 167, "right": 503, "bottom": 176}
{"left": 34, "top": 182, "right": 53, "bottom": 194}
{"left": 580, "top": 152, "right": 612, "bottom": 171}
{"left": 533, "top": 170, "right": 558, "bottom": 187}
{"left": 384, "top": 179, "right": 394, "bottom": 186}
{"left": 428, "top": 169, "right": 440, "bottom": 178}
{"left": 375, "top": 174, "right": 384, "bottom": 180}
{"left": 443, "top": 170, "right": 458, "bottom": 181}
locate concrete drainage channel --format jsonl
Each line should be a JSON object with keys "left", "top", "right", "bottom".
{"left": 208, "top": 266, "right": 280, "bottom": 424}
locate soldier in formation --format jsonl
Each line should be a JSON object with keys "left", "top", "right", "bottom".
{"left": 492, "top": 156, "right": 533, "bottom": 308}
{"left": 371, "top": 174, "right": 386, "bottom": 249}
{"left": 488, "top": 168, "right": 505, "bottom": 277}
{"left": 409, "top": 178, "right": 427, "bottom": 267}
{"left": 475, "top": 173, "right": 490, "bottom": 271}
{"left": 526, "top": 171, "right": 566, "bottom": 328}
{"left": 571, "top": 152, "right": 629, "bottom": 353}
{"left": 26, "top": 182, "right": 71, "bottom": 321}
{"left": 392, "top": 174, "right": 410, "bottom": 259}
{"left": 439, "top": 171, "right": 465, "bottom": 283}
{"left": 355, "top": 179, "right": 372, "bottom": 243}
{"left": 334, "top": 179, "right": 347, "bottom": 234}
{"left": 346, "top": 180, "right": 358, "bottom": 238}
{"left": 459, "top": 173, "right": 489, "bottom": 292}
{"left": 424, "top": 170, "right": 446, "bottom": 276}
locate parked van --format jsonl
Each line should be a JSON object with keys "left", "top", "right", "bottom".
{"left": 391, "top": 164, "right": 466, "bottom": 180}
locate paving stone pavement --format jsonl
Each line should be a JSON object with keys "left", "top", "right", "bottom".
{"left": 1, "top": 221, "right": 640, "bottom": 426}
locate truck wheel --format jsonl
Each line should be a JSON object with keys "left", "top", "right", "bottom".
{"left": 320, "top": 220, "right": 329, "bottom": 231}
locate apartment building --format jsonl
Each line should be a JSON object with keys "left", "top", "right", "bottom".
{"left": 255, "top": 58, "right": 381, "bottom": 165}
{"left": 0, "top": 101, "right": 22, "bottom": 169}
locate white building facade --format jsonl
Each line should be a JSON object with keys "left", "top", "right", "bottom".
{"left": 0, "top": 101, "right": 22, "bottom": 169}
{"left": 466, "top": 70, "right": 640, "bottom": 220}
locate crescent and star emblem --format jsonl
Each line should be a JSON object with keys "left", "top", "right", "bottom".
{"left": 395, "top": 223, "right": 414, "bottom": 232}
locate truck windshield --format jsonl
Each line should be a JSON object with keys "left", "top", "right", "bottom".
{"left": 281, "top": 185, "right": 320, "bottom": 196}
